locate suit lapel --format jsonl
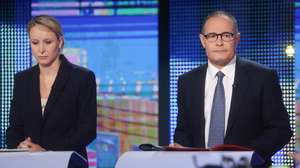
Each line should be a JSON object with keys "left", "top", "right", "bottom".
{"left": 191, "top": 65, "right": 207, "bottom": 147}
{"left": 43, "top": 55, "right": 71, "bottom": 119}
{"left": 225, "top": 58, "right": 248, "bottom": 138}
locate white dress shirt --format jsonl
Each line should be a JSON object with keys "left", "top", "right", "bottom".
{"left": 204, "top": 56, "right": 236, "bottom": 148}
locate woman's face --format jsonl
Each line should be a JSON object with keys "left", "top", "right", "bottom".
{"left": 29, "top": 24, "right": 63, "bottom": 67}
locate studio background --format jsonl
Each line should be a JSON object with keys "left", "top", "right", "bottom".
{"left": 0, "top": 0, "right": 297, "bottom": 167}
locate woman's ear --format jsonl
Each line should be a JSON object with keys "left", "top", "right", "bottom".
{"left": 58, "top": 36, "right": 64, "bottom": 49}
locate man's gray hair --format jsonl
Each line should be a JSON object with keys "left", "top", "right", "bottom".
{"left": 201, "top": 11, "right": 239, "bottom": 33}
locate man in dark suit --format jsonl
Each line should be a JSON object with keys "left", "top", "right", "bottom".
{"left": 173, "top": 11, "right": 292, "bottom": 166}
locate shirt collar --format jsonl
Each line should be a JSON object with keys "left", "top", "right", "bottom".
{"left": 207, "top": 56, "right": 236, "bottom": 80}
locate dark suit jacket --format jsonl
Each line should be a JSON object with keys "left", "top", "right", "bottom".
{"left": 6, "top": 55, "right": 97, "bottom": 159}
{"left": 174, "top": 57, "right": 292, "bottom": 164}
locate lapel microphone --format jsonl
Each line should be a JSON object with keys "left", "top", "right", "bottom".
{"left": 232, "top": 83, "right": 238, "bottom": 88}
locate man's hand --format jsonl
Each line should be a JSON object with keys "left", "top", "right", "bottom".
{"left": 168, "top": 143, "right": 184, "bottom": 148}
{"left": 17, "top": 137, "right": 46, "bottom": 152}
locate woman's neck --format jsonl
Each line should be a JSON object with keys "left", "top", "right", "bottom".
{"left": 39, "top": 57, "right": 61, "bottom": 77}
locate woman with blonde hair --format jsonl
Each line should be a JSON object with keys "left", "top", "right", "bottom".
{"left": 6, "top": 15, "right": 96, "bottom": 164}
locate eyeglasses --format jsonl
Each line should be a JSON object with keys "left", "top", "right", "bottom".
{"left": 202, "top": 32, "right": 236, "bottom": 42}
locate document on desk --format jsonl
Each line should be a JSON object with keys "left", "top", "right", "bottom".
{"left": 0, "top": 148, "right": 29, "bottom": 152}
{"left": 139, "top": 143, "right": 252, "bottom": 151}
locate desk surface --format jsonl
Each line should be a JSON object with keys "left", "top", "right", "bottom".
{"left": 115, "top": 151, "right": 254, "bottom": 168}
{"left": 0, "top": 151, "right": 74, "bottom": 168}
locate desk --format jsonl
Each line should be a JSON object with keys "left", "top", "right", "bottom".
{"left": 115, "top": 151, "right": 253, "bottom": 168}
{"left": 0, "top": 151, "right": 86, "bottom": 168}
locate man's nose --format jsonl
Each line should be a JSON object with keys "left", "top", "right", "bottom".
{"left": 215, "top": 35, "right": 224, "bottom": 46}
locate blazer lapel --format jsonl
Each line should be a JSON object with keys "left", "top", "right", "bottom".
{"left": 225, "top": 58, "right": 248, "bottom": 138}
{"left": 43, "top": 55, "right": 71, "bottom": 119}
{"left": 31, "top": 65, "right": 43, "bottom": 121}
{"left": 192, "top": 65, "right": 207, "bottom": 147}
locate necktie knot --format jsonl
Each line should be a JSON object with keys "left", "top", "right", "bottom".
{"left": 216, "top": 71, "right": 225, "bottom": 81}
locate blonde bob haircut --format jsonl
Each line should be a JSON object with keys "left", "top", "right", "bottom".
{"left": 27, "top": 15, "right": 64, "bottom": 47}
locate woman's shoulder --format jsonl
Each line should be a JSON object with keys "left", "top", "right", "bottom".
{"left": 15, "top": 65, "right": 38, "bottom": 81}
{"left": 60, "top": 55, "right": 92, "bottom": 75}
{"left": 69, "top": 64, "right": 95, "bottom": 78}
{"left": 60, "top": 55, "right": 95, "bottom": 81}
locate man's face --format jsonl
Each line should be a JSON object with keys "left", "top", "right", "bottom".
{"left": 200, "top": 16, "right": 240, "bottom": 69}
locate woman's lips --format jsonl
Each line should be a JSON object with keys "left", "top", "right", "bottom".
{"left": 38, "top": 56, "right": 47, "bottom": 58}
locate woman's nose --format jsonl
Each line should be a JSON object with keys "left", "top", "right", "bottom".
{"left": 39, "top": 44, "right": 45, "bottom": 53}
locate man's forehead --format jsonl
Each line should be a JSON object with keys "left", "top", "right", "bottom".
{"left": 203, "top": 15, "right": 235, "bottom": 32}
{"left": 205, "top": 15, "right": 234, "bottom": 26}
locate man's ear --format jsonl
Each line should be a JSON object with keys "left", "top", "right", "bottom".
{"left": 235, "top": 32, "right": 241, "bottom": 44}
{"left": 199, "top": 34, "right": 206, "bottom": 48}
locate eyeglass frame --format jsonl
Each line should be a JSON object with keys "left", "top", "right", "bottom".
{"left": 201, "top": 32, "right": 239, "bottom": 42}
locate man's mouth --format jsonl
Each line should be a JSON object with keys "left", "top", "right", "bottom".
{"left": 213, "top": 50, "right": 227, "bottom": 52}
